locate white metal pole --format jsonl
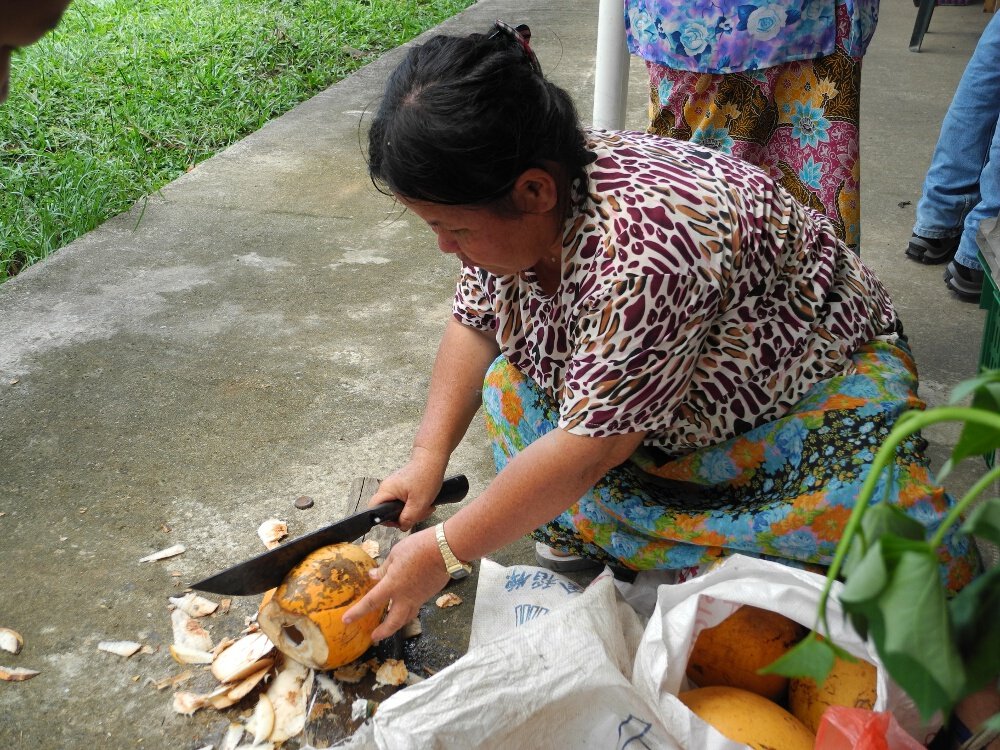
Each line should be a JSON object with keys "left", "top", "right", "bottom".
{"left": 593, "top": 0, "right": 630, "bottom": 129}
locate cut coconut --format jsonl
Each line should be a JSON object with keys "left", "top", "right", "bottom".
{"left": 257, "top": 519, "right": 288, "bottom": 550}
{"left": 169, "top": 644, "right": 215, "bottom": 665}
{"left": 360, "top": 539, "right": 380, "bottom": 559}
{"left": 139, "top": 544, "right": 185, "bottom": 562}
{"left": 171, "top": 608, "right": 214, "bottom": 653}
{"left": 0, "top": 665, "right": 39, "bottom": 681}
{"left": 435, "top": 592, "right": 462, "bottom": 608}
{"left": 246, "top": 693, "right": 276, "bottom": 745}
{"left": 0, "top": 627, "right": 23, "bottom": 655}
{"left": 169, "top": 592, "right": 219, "bottom": 618}
{"left": 374, "top": 658, "right": 408, "bottom": 687}
{"left": 257, "top": 543, "right": 384, "bottom": 671}
{"left": 265, "top": 658, "right": 313, "bottom": 743}
{"left": 98, "top": 640, "right": 142, "bottom": 658}
{"left": 211, "top": 631, "right": 275, "bottom": 683}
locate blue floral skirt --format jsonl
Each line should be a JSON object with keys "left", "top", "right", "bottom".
{"left": 482, "top": 341, "right": 980, "bottom": 591}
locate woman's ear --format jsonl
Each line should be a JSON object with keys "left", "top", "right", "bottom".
{"left": 511, "top": 168, "right": 560, "bottom": 214}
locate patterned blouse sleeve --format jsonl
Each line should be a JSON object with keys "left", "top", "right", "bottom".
{"left": 452, "top": 263, "right": 497, "bottom": 333}
{"left": 559, "top": 270, "right": 721, "bottom": 437}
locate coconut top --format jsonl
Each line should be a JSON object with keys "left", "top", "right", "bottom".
{"left": 274, "top": 543, "right": 378, "bottom": 614}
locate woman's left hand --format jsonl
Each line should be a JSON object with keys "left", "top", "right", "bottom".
{"left": 342, "top": 526, "right": 451, "bottom": 642}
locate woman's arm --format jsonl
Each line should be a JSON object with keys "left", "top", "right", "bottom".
{"left": 369, "top": 316, "right": 500, "bottom": 530}
{"left": 345, "top": 424, "right": 646, "bottom": 641}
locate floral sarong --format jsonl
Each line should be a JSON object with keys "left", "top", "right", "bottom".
{"left": 644, "top": 3, "right": 864, "bottom": 251}
{"left": 482, "top": 341, "right": 980, "bottom": 592}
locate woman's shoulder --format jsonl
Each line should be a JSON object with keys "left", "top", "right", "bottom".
{"left": 584, "top": 128, "right": 773, "bottom": 211}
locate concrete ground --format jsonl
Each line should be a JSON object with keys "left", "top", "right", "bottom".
{"left": 0, "top": 1, "right": 993, "bottom": 748}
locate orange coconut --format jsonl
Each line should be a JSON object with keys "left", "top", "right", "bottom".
{"left": 257, "top": 542, "right": 384, "bottom": 670}
{"left": 685, "top": 605, "right": 807, "bottom": 703}
{"left": 789, "top": 652, "right": 878, "bottom": 733}
{"left": 679, "top": 686, "right": 816, "bottom": 750}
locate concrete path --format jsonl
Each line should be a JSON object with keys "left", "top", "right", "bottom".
{"left": 0, "top": 1, "right": 992, "bottom": 748}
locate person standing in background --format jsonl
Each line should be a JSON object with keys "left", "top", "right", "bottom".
{"left": 905, "top": 11, "right": 999, "bottom": 303}
{"left": 0, "top": 0, "right": 72, "bottom": 104}
{"left": 625, "top": 0, "right": 878, "bottom": 254}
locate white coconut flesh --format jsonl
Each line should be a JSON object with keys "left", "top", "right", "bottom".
{"left": 257, "top": 605, "right": 329, "bottom": 671}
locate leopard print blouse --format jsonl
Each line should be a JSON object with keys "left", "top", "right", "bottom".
{"left": 453, "top": 129, "right": 899, "bottom": 454}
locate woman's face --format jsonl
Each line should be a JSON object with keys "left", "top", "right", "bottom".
{"left": 0, "top": 0, "right": 72, "bottom": 103}
{"left": 396, "top": 168, "right": 564, "bottom": 277}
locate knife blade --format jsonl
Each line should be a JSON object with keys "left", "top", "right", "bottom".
{"left": 189, "top": 474, "right": 470, "bottom": 596}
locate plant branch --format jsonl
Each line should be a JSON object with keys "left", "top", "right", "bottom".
{"left": 813, "top": 406, "right": 1000, "bottom": 634}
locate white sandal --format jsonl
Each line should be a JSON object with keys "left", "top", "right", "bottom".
{"left": 534, "top": 542, "right": 603, "bottom": 572}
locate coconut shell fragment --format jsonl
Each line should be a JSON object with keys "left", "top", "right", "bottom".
{"left": 257, "top": 519, "right": 288, "bottom": 550}
{"left": 0, "top": 665, "right": 39, "bottom": 682}
{"left": 98, "top": 641, "right": 142, "bottom": 658}
{"left": 169, "top": 592, "right": 219, "bottom": 618}
{"left": 211, "top": 631, "right": 275, "bottom": 683}
{"left": 374, "top": 658, "right": 408, "bottom": 687}
{"left": 0, "top": 627, "right": 23, "bottom": 655}
{"left": 171, "top": 608, "right": 214, "bottom": 653}
{"left": 264, "top": 658, "right": 313, "bottom": 743}
{"left": 435, "top": 592, "right": 462, "bottom": 608}
{"left": 139, "top": 544, "right": 185, "bottom": 562}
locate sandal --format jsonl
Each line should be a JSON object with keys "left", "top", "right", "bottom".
{"left": 534, "top": 542, "right": 604, "bottom": 573}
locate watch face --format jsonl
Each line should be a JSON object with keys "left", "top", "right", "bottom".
{"left": 450, "top": 566, "right": 471, "bottom": 580}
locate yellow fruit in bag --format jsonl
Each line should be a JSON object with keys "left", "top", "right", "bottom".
{"left": 679, "top": 685, "right": 815, "bottom": 750}
{"left": 685, "top": 604, "right": 807, "bottom": 702}
{"left": 788, "top": 653, "right": 878, "bottom": 733}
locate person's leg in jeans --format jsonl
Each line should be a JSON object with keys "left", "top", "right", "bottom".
{"left": 907, "top": 13, "right": 1000, "bottom": 284}
{"left": 944, "top": 112, "right": 1000, "bottom": 300}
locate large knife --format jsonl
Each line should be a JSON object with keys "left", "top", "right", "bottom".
{"left": 189, "top": 474, "right": 470, "bottom": 596}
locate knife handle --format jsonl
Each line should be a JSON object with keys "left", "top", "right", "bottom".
{"left": 368, "top": 474, "right": 470, "bottom": 524}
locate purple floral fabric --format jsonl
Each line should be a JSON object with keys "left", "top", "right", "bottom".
{"left": 625, "top": 0, "right": 879, "bottom": 74}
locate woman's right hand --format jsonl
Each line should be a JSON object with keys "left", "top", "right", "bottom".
{"left": 368, "top": 451, "right": 448, "bottom": 532}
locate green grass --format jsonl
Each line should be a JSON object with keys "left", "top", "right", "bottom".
{"left": 0, "top": 0, "right": 474, "bottom": 280}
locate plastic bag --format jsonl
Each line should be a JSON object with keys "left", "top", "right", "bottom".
{"left": 341, "top": 560, "right": 684, "bottom": 749}
{"left": 815, "top": 706, "right": 927, "bottom": 749}
{"left": 629, "top": 555, "right": 940, "bottom": 746}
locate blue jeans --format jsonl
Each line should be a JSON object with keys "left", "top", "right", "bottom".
{"left": 913, "top": 12, "right": 1000, "bottom": 272}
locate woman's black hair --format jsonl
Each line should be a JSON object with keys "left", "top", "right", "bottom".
{"left": 367, "top": 22, "right": 594, "bottom": 211}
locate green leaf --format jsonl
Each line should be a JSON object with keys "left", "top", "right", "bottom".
{"left": 843, "top": 548, "right": 965, "bottom": 720}
{"left": 950, "top": 564, "right": 1000, "bottom": 695}
{"left": 758, "top": 632, "right": 836, "bottom": 682}
{"left": 948, "top": 371, "right": 1000, "bottom": 406}
{"left": 843, "top": 503, "right": 927, "bottom": 579}
{"left": 959, "top": 497, "right": 1000, "bottom": 547}
{"left": 944, "top": 374, "right": 1000, "bottom": 465}
{"left": 983, "top": 712, "right": 1000, "bottom": 733}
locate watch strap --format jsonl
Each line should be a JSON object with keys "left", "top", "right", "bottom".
{"left": 435, "top": 522, "right": 472, "bottom": 579}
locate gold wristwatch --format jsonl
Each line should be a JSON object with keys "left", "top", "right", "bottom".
{"left": 435, "top": 522, "right": 473, "bottom": 580}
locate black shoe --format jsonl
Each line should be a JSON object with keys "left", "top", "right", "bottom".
{"left": 943, "top": 260, "right": 984, "bottom": 302}
{"left": 905, "top": 233, "right": 959, "bottom": 264}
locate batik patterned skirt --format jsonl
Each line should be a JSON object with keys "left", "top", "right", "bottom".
{"left": 481, "top": 341, "right": 980, "bottom": 592}
{"left": 645, "top": 4, "right": 863, "bottom": 252}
